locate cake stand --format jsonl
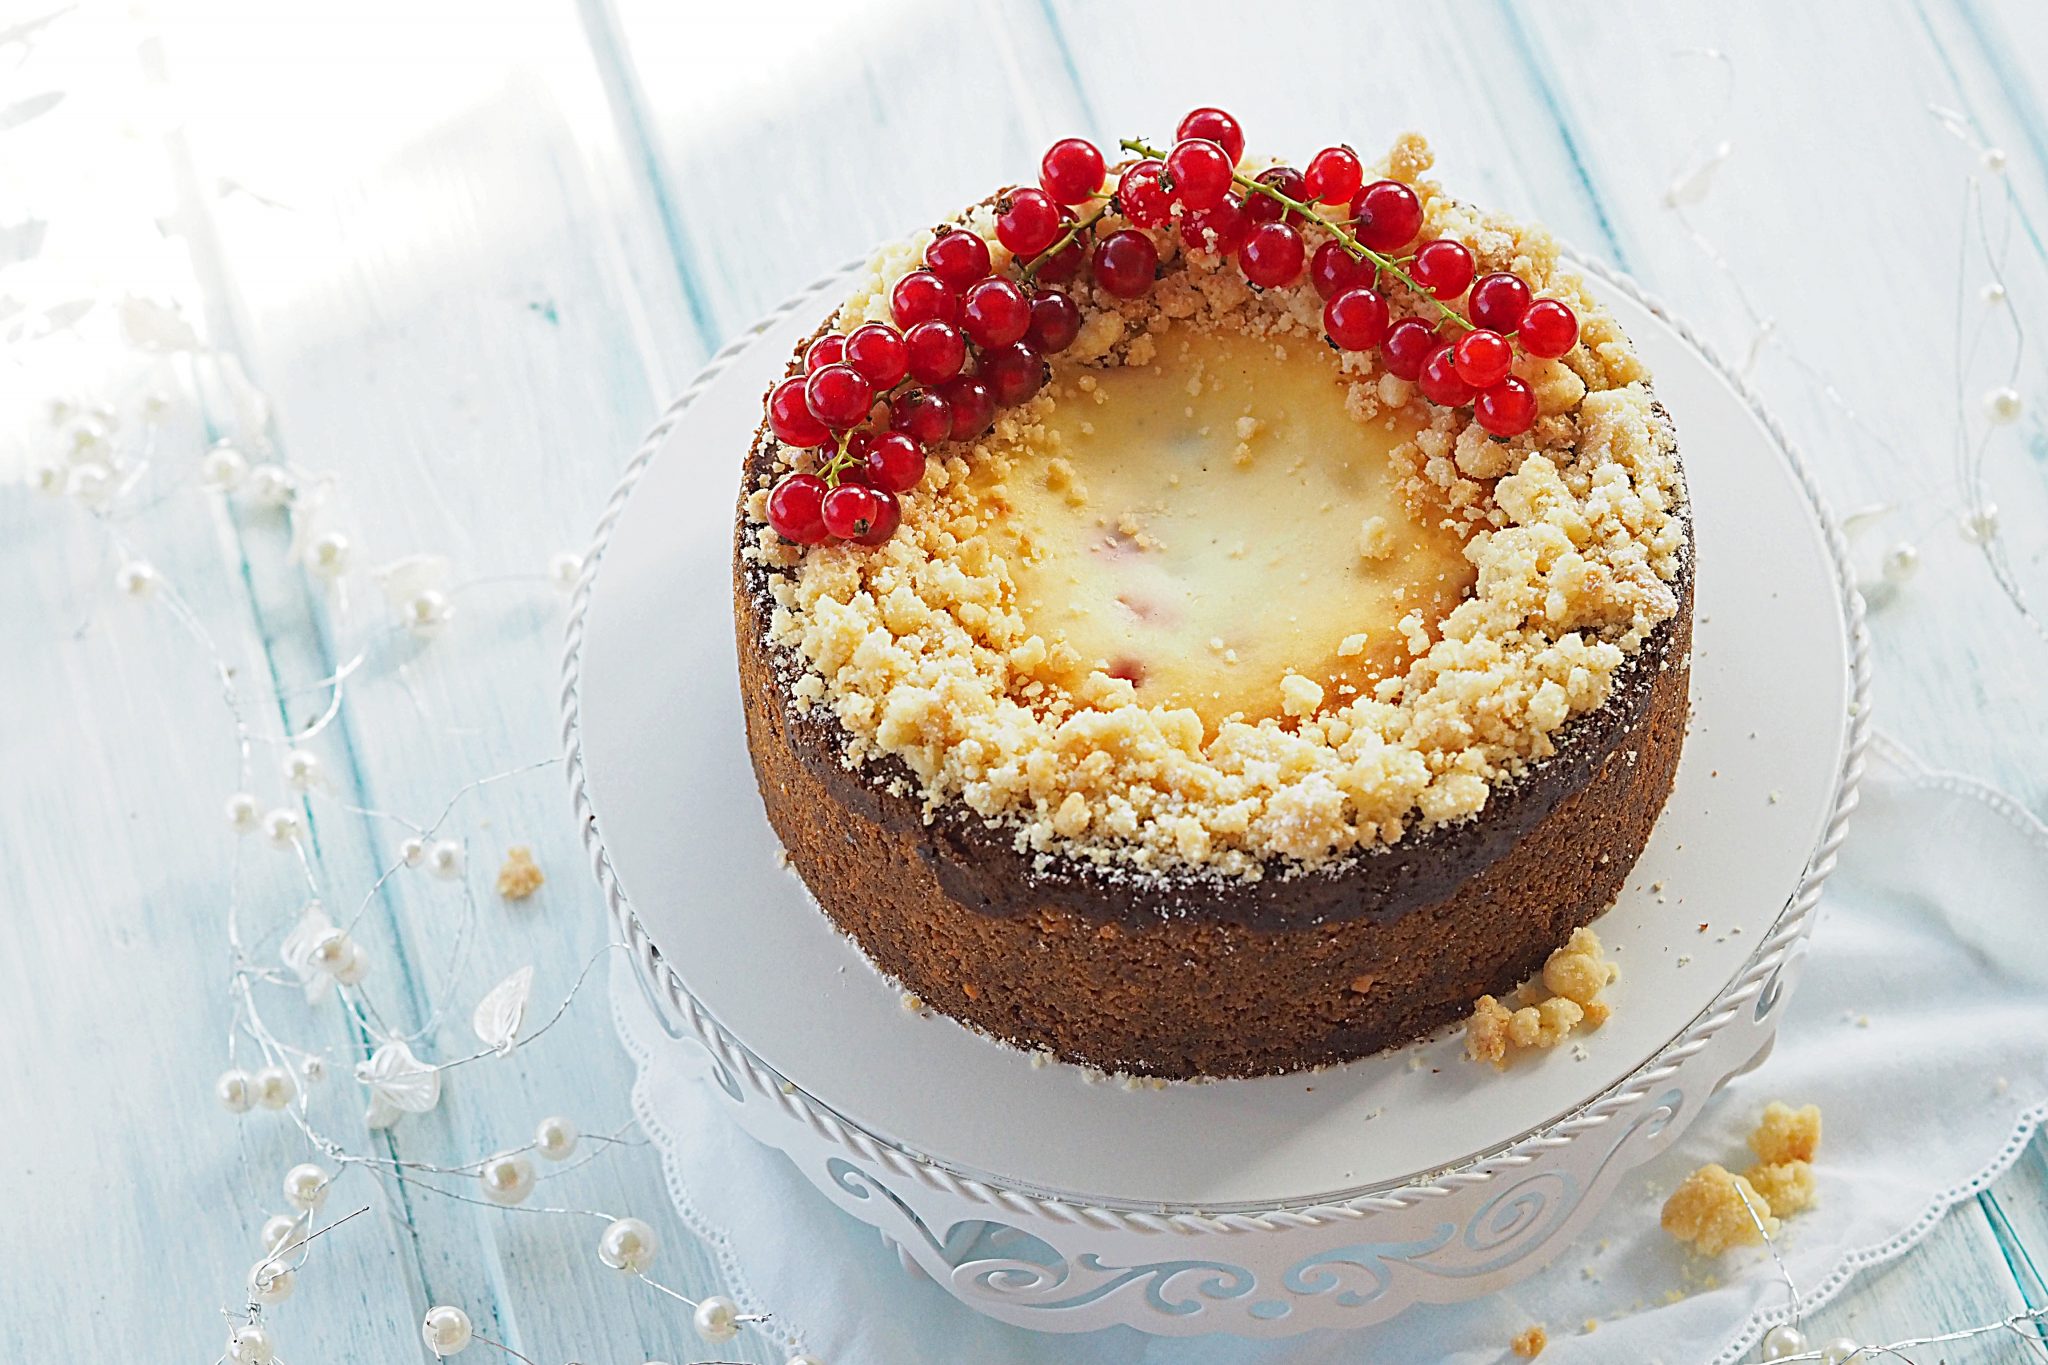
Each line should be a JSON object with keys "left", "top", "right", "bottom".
{"left": 561, "top": 254, "right": 1871, "bottom": 1337}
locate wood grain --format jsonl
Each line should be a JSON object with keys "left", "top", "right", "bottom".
{"left": 3, "top": 0, "right": 2044, "bottom": 1359}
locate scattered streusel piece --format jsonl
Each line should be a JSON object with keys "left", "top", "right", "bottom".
{"left": 1748, "top": 1101, "right": 1822, "bottom": 1165}
{"left": 1463, "top": 927, "right": 1618, "bottom": 1068}
{"left": 1464, "top": 994, "right": 1515, "bottom": 1066}
{"left": 494, "top": 845, "right": 545, "bottom": 900}
{"left": 1511, "top": 1324, "right": 1547, "bottom": 1358}
{"left": 1661, "top": 1163, "right": 1779, "bottom": 1255}
{"left": 1744, "top": 1159, "right": 1817, "bottom": 1218}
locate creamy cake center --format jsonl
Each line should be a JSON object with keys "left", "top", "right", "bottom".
{"left": 991, "top": 324, "right": 1475, "bottom": 727}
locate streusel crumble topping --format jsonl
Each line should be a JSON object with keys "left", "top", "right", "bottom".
{"left": 740, "top": 134, "right": 1685, "bottom": 875}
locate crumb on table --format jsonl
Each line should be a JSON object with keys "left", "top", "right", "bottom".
{"left": 1511, "top": 1323, "right": 1547, "bottom": 1357}
{"left": 494, "top": 845, "right": 544, "bottom": 900}
{"left": 1749, "top": 1100, "right": 1821, "bottom": 1164}
{"left": 1463, "top": 927, "right": 1618, "bottom": 1068}
{"left": 1661, "top": 1163, "right": 1779, "bottom": 1255}
{"left": 1744, "top": 1159, "right": 1817, "bottom": 1218}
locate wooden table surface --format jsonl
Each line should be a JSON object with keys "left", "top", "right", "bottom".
{"left": 4, "top": 2, "right": 2045, "bottom": 1359}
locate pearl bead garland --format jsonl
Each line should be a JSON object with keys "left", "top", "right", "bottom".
{"left": 249, "top": 1257, "right": 296, "bottom": 1305}
{"left": 406, "top": 588, "right": 453, "bottom": 635}
{"left": 216, "top": 1068, "right": 255, "bottom": 1114}
{"left": 283, "top": 1162, "right": 330, "bottom": 1213}
{"left": 117, "top": 560, "right": 160, "bottom": 599}
{"left": 253, "top": 1064, "right": 297, "bottom": 1110}
{"left": 1820, "top": 1338, "right": 1864, "bottom": 1365}
{"left": 226, "top": 1323, "right": 277, "bottom": 1364}
{"left": 400, "top": 835, "right": 426, "bottom": 866}
{"left": 422, "top": 1304, "right": 474, "bottom": 1355}
{"left": 225, "top": 792, "right": 261, "bottom": 835}
{"left": 479, "top": 1151, "right": 536, "bottom": 1206}
{"left": 1983, "top": 145, "right": 2008, "bottom": 174}
{"left": 260, "top": 1214, "right": 304, "bottom": 1254}
{"left": 548, "top": 551, "right": 583, "bottom": 593}
{"left": 534, "top": 1114, "right": 579, "bottom": 1161}
{"left": 283, "top": 748, "right": 321, "bottom": 790}
{"left": 299, "top": 1054, "right": 326, "bottom": 1084}
{"left": 427, "top": 838, "right": 465, "bottom": 880}
{"left": 1962, "top": 502, "right": 2001, "bottom": 543}
{"left": 1881, "top": 542, "right": 1920, "bottom": 584}
{"left": 262, "top": 807, "right": 302, "bottom": 849}
{"left": 1762, "top": 1323, "right": 1806, "bottom": 1359}
{"left": 1984, "top": 386, "right": 2023, "bottom": 424}
{"left": 1982, "top": 281, "right": 2008, "bottom": 305}
{"left": 246, "top": 463, "right": 295, "bottom": 507}
{"left": 202, "top": 441, "right": 249, "bottom": 491}
{"left": 692, "top": 1294, "right": 740, "bottom": 1343}
{"left": 308, "top": 530, "right": 352, "bottom": 580}
{"left": 597, "top": 1216, "right": 658, "bottom": 1273}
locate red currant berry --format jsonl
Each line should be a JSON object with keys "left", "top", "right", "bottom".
{"left": 924, "top": 229, "right": 991, "bottom": 291}
{"left": 1174, "top": 108, "right": 1245, "bottom": 164}
{"left": 1324, "top": 287, "right": 1390, "bottom": 352}
{"left": 982, "top": 341, "right": 1047, "bottom": 406}
{"left": 890, "top": 270, "right": 959, "bottom": 327}
{"left": 997, "top": 188, "right": 1063, "bottom": 258}
{"left": 1351, "top": 180, "right": 1423, "bottom": 252}
{"left": 854, "top": 488, "right": 902, "bottom": 546}
{"left": 768, "top": 377, "right": 830, "bottom": 447}
{"left": 1469, "top": 272, "right": 1533, "bottom": 334}
{"left": 766, "top": 472, "right": 830, "bottom": 544}
{"left": 820, "top": 482, "right": 883, "bottom": 541}
{"left": 1040, "top": 138, "right": 1106, "bottom": 205}
{"left": 1239, "top": 221, "right": 1305, "bottom": 288}
{"left": 1304, "top": 146, "right": 1364, "bottom": 205}
{"left": 1310, "top": 240, "right": 1373, "bottom": 300}
{"left": 1475, "top": 377, "right": 1538, "bottom": 437}
{"left": 1517, "top": 298, "right": 1580, "bottom": 358}
{"left": 1381, "top": 318, "right": 1440, "bottom": 381}
{"left": 961, "top": 277, "right": 1031, "bottom": 349}
{"left": 1417, "top": 343, "right": 1474, "bottom": 407}
{"left": 843, "top": 323, "right": 908, "bottom": 389}
{"left": 1165, "top": 138, "right": 1233, "bottom": 210}
{"left": 1451, "top": 328, "right": 1513, "bottom": 389}
{"left": 1180, "top": 193, "right": 1250, "bottom": 255}
{"left": 860, "top": 430, "right": 926, "bottom": 493}
{"left": 937, "top": 375, "right": 996, "bottom": 440}
{"left": 805, "top": 333, "right": 845, "bottom": 372}
{"left": 1410, "top": 239, "right": 1475, "bottom": 300}
{"left": 1026, "top": 290, "right": 1082, "bottom": 354}
{"left": 903, "top": 319, "right": 966, "bottom": 385}
{"left": 1116, "top": 159, "right": 1173, "bottom": 228}
{"left": 1034, "top": 236, "right": 1084, "bottom": 284}
{"left": 804, "top": 363, "right": 874, "bottom": 429}
{"left": 1092, "top": 229, "right": 1159, "bottom": 298}
{"left": 889, "top": 388, "right": 953, "bottom": 445}
{"left": 1244, "top": 167, "right": 1308, "bottom": 225}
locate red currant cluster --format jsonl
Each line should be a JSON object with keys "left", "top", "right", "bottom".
{"left": 763, "top": 107, "right": 1581, "bottom": 549}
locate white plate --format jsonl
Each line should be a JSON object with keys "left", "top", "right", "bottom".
{"left": 570, "top": 261, "right": 1857, "bottom": 1212}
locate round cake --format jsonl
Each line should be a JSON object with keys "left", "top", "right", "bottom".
{"left": 733, "top": 114, "right": 1691, "bottom": 1079}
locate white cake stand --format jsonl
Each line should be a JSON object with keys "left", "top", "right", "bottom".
{"left": 561, "top": 254, "right": 1871, "bottom": 1337}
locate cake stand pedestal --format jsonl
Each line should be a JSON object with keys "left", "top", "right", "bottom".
{"left": 562, "top": 255, "right": 1870, "bottom": 1336}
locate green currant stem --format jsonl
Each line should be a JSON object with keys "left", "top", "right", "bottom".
{"left": 1021, "top": 198, "right": 1112, "bottom": 282}
{"left": 817, "top": 431, "right": 861, "bottom": 487}
{"left": 1118, "top": 137, "right": 1473, "bottom": 332}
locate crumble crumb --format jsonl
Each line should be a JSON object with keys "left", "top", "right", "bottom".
{"left": 1661, "top": 1164, "right": 1778, "bottom": 1255}
{"left": 899, "top": 991, "right": 925, "bottom": 1013}
{"left": 1749, "top": 1101, "right": 1821, "bottom": 1164}
{"left": 1511, "top": 1324, "right": 1547, "bottom": 1358}
{"left": 1745, "top": 1160, "right": 1817, "bottom": 1218}
{"left": 494, "top": 846, "right": 544, "bottom": 900}
{"left": 1464, "top": 927, "right": 1618, "bottom": 1067}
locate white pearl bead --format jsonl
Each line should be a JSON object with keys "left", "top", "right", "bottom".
{"left": 225, "top": 792, "right": 262, "bottom": 835}
{"left": 308, "top": 531, "right": 352, "bottom": 580}
{"left": 253, "top": 1065, "right": 297, "bottom": 1110}
{"left": 428, "top": 839, "right": 465, "bottom": 880}
{"left": 406, "top": 589, "right": 452, "bottom": 635}
{"left": 332, "top": 944, "right": 370, "bottom": 985}
{"left": 310, "top": 928, "right": 353, "bottom": 974}
{"left": 597, "top": 1216, "right": 658, "bottom": 1273}
{"left": 1820, "top": 1338, "right": 1863, "bottom": 1365}
{"left": 216, "top": 1068, "right": 255, "bottom": 1114}
{"left": 1983, "top": 281, "right": 2008, "bottom": 305}
{"left": 1962, "top": 502, "right": 2001, "bottom": 543}
{"left": 548, "top": 551, "right": 584, "bottom": 593}
{"left": 226, "top": 1323, "right": 277, "bottom": 1364}
{"left": 401, "top": 836, "right": 426, "bottom": 866}
{"left": 283, "top": 748, "right": 321, "bottom": 790}
{"left": 68, "top": 462, "right": 113, "bottom": 506}
{"left": 479, "top": 1152, "right": 536, "bottom": 1206}
{"left": 692, "top": 1294, "right": 740, "bottom": 1343}
{"left": 246, "top": 463, "right": 295, "bottom": 507}
{"left": 1985, "top": 386, "right": 2023, "bottom": 424}
{"left": 300, "top": 1055, "right": 326, "bottom": 1084}
{"left": 1984, "top": 146, "right": 2009, "bottom": 174}
{"left": 249, "top": 1258, "right": 296, "bottom": 1305}
{"left": 117, "top": 560, "right": 160, "bottom": 599}
{"left": 203, "top": 442, "right": 249, "bottom": 491}
{"left": 262, "top": 808, "right": 302, "bottom": 850}
{"left": 283, "top": 1162, "right": 330, "bottom": 1212}
{"left": 260, "top": 1214, "right": 304, "bottom": 1254}
{"left": 534, "top": 1115, "right": 579, "bottom": 1161}
{"left": 1881, "top": 543, "right": 1919, "bottom": 584}
{"left": 1762, "top": 1323, "right": 1807, "bottom": 1359}
{"left": 422, "top": 1304, "right": 474, "bottom": 1355}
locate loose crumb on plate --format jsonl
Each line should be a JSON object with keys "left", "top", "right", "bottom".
{"left": 494, "top": 845, "right": 544, "bottom": 900}
{"left": 1464, "top": 926, "right": 1618, "bottom": 1067}
{"left": 1511, "top": 1324, "right": 1547, "bottom": 1357}
{"left": 1661, "top": 1164, "right": 1778, "bottom": 1254}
